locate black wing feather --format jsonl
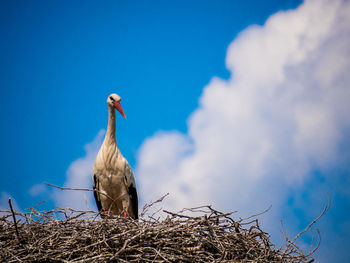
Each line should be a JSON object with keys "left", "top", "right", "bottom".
{"left": 128, "top": 184, "right": 138, "bottom": 219}
{"left": 93, "top": 174, "right": 103, "bottom": 213}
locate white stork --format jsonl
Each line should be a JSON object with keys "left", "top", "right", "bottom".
{"left": 92, "top": 93, "right": 138, "bottom": 219}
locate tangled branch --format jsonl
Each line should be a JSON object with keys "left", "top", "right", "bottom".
{"left": 0, "top": 197, "right": 325, "bottom": 263}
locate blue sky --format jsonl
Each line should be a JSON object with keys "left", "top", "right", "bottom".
{"left": 1, "top": 0, "right": 350, "bottom": 262}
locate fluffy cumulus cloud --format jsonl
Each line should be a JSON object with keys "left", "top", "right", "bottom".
{"left": 52, "top": 130, "right": 105, "bottom": 211}
{"left": 135, "top": 0, "right": 350, "bottom": 257}
{"left": 28, "top": 184, "right": 48, "bottom": 197}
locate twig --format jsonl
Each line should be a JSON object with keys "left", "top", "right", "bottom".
{"left": 140, "top": 193, "right": 169, "bottom": 218}
{"left": 43, "top": 182, "right": 117, "bottom": 205}
{"left": 83, "top": 194, "right": 90, "bottom": 211}
{"left": 305, "top": 228, "right": 321, "bottom": 257}
{"left": 8, "top": 198, "right": 22, "bottom": 244}
{"left": 238, "top": 205, "right": 272, "bottom": 222}
{"left": 290, "top": 194, "right": 330, "bottom": 245}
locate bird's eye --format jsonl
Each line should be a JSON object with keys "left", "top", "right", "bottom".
{"left": 109, "top": 96, "right": 114, "bottom": 101}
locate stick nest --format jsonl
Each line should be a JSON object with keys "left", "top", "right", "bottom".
{"left": 0, "top": 199, "right": 321, "bottom": 263}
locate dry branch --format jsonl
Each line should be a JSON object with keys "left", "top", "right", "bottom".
{"left": 0, "top": 198, "right": 324, "bottom": 263}
{"left": 7, "top": 198, "right": 22, "bottom": 245}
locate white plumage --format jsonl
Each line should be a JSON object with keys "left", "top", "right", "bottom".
{"left": 92, "top": 93, "right": 138, "bottom": 219}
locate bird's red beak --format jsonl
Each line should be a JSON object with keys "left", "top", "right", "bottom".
{"left": 114, "top": 101, "right": 126, "bottom": 118}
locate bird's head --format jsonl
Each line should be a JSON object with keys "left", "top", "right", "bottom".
{"left": 107, "top": 93, "right": 126, "bottom": 118}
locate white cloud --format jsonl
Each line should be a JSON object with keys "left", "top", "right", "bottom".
{"left": 52, "top": 130, "right": 105, "bottom": 211}
{"left": 28, "top": 184, "right": 48, "bottom": 197}
{"left": 135, "top": 0, "right": 350, "bottom": 247}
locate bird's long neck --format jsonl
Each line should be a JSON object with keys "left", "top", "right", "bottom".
{"left": 104, "top": 105, "right": 118, "bottom": 147}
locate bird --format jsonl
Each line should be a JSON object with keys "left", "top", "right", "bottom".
{"left": 92, "top": 93, "right": 138, "bottom": 219}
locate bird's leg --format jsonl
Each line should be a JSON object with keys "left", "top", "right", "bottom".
{"left": 104, "top": 203, "right": 113, "bottom": 216}
{"left": 119, "top": 208, "right": 127, "bottom": 218}
{"left": 121, "top": 199, "right": 129, "bottom": 218}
